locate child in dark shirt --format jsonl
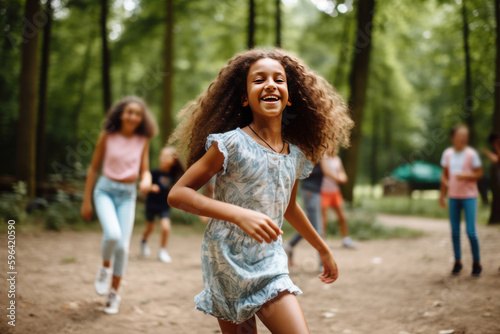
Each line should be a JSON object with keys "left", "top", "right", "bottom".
{"left": 141, "top": 146, "right": 184, "bottom": 262}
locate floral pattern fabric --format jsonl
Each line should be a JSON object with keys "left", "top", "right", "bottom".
{"left": 194, "top": 127, "right": 313, "bottom": 324}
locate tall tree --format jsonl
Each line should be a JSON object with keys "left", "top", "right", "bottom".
{"left": 72, "top": 27, "right": 96, "bottom": 147}
{"left": 248, "top": 0, "right": 255, "bottom": 49}
{"left": 100, "top": 0, "right": 112, "bottom": 112}
{"left": 342, "top": 0, "right": 376, "bottom": 202}
{"left": 36, "top": 0, "right": 53, "bottom": 183}
{"left": 490, "top": 0, "right": 500, "bottom": 224}
{"left": 275, "top": 0, "right": 281, "bottom": 47}
{"left": 162, "top": 0, "right": 174, "bottom": 143}
{"left": 462, "top": 0, "right": 475, "bottom": 145}
{"left": 370, "top": 109, "right": 380, "bottom": 195}
{"left": 17, "top": 0, "right": 41, "bottom": 197}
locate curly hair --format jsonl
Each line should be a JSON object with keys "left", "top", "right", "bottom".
{"left": 103, "top": 96, "right": 158, "bottom": 138}
{"left": 168, "top": 48, "right": 353, "bottom": 167}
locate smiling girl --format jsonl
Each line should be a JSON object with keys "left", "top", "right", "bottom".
{"left": 81, "top": 96, "right": 157, "bottom": 314}
{"left": 167, "top": 49, "right": 353, "bottom": 333}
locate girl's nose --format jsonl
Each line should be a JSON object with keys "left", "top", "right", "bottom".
{"left": 265, "top": 82, "right": 277, "bottom": 90}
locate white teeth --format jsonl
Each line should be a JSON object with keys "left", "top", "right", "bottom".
{"left": 262, "top": 96, "right": 279, "bottom": 101}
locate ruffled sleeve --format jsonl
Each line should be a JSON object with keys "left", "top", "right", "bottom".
{"left": 205, "top": 131, "right": 237, "bottom": 176}
{"left": 296, "top": 147, "right": 313, "bottom": 180}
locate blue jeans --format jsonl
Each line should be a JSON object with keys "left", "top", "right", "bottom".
{"left": 289, "top": 189, "right": 322, "bottom": 248}
{"left": 94, "top": 176, "right": 137, "bottom": 277}
{"left": 449, "top": 197, "right": 480, "bottom": 262}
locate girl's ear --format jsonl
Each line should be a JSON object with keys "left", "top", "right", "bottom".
{"left": 242, "top": 96, "right": 249, "bottom": 107}
{"left": 287, "top": 98, "right": 292, "bottom": 106}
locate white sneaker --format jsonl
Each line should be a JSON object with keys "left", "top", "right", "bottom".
{"left": 342, "top": 237, "right": 357, "bottom": 249}
{"left": 158, "top": 248, "right": 172, "bottom": 263}
{"left": 94, "top": 266, "right": 112, "bottom": 296}
{"left": 103, "top": 288, "right": 121, "bottom": 314}
{"left": 141, "top": 240, "right": 151, "bottom": 257}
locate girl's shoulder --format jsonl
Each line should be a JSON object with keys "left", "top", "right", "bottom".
{"left": 465, "top": 146, "right": 479, "bottom": 155}
{"left": 205, "top": 128, "right": 242, "bottom": 147}
{"left": 442, "top": 146, "right": 454, "bottom": 157}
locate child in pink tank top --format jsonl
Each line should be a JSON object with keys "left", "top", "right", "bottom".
{"left": 439, "top": 125, "right": 483, "bottom": 277}
{"left": 81, "top": 96, "right": 158, "bottom": 314}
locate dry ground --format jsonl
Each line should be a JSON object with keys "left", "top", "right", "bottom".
{"left": 1, "top": 214, "right": 499, "bottom": 334}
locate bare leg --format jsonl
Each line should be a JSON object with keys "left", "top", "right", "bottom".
{"left": 142, "top": 221, "right": 155, "bottom": 241}
{"left": 217, "top": 316, "right": 257, "bottom": 334}
{"left": 257, "top": 291, "right": 309, "bottom": 334}
{"left": 160, "top": 218, "right": 171, "bottom": 248}
{"left": 111, "top": 275, "right": 121, "bottom": 291}
{"left": 333, "top": 206, "right": 348, "bottom": 238}
{"left": 103, "top": 261, "right": 111, "bottom": 268}
{"left": 321, "top": 207, "right": 329, "bottom": 238}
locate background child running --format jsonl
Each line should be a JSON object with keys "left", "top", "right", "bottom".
{"left": 440, "top": 124, "right": 483, "bottom": 277}
{"left": 80, "top": 96, "right": 157, "bottom": 314}
{"left": 284, "top": 163, "right": 324, "bottom": 271}
{"left": 167, "top": 49, "right": 353, "bottom": 334}
{"left": 140, "top": 146, "right": 184, "bottom": 262}
{"left": 320, "top": 154, "right": 355, "bottom": 248}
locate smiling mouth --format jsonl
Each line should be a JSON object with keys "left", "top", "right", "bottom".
{"left": 261, "top": 95, "right": 280, "bottom": 102}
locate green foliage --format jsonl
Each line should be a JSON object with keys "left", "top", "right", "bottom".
{"left": 282, "top": 206, "right": 423, "bottom": 241}
{"left": 0, "top": 181, "right": 28, "bottom": 223}
{"left": 325, "top": 208, "right": 424, "bottom": 240}
{"left": 1, "top": 0, "right": 497, "bottom": 207}
{"left": 358, "top": 194, "right": 491, "bottom": 223}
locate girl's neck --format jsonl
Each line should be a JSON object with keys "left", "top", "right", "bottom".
{"left": 453, "top": 145, "right": 466, "bottom": 152}
{"left": 249, "top": 116, "right": 283, "bottom": 145}
{"left": 120, "top": 128, "right": 136, "bottom": 137}
{"left": 159, "top": 164, "right": 173, "bottom": 172}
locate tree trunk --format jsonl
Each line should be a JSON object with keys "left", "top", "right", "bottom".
{"left": 332, "top": 14, "right": 355, "bottom": 87}
{"left": 162, "top": 0, "right": 174, "bottom": 143}
{"left": 489, "top": 0, "right": 500, "bottom": 224}
{"left": 248, "top": 0, "right": 255, "bottom": 49}
{"left": 370, "top": 110, "right": 379, "bottom": 196}
{"left": 462, "top": 0, "right": 475, "bottom": 145}
{"left": 36, "top": 0, "right": 52, "bottom": 184}
{"left": 17, "top": 0, "right": 41, "bottom": 198}
{"left": 73, "top": 28, "right": 96, "bottom": 147}
{"left": 275, "top": 0, "right": 281, "bottom": 47}
{"left": 342, "top": 0, "right": 376, "bottom": 202}
{"left": 100, "top": 0, "right": 111, "bottom": 112}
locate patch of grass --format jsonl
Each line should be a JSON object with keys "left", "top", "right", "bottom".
{"left": 357, "top": 196, "right": 490, "bottom": 224}
{"left": 283, "top": 207, "right": 423, "bottom": 241}
{"left": 61, "top": 256, "right": 77, "bottom": 264}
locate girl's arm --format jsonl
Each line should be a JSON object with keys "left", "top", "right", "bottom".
{"left": 456, "top": 167, "right": 483, "bottom": 181}
{"left": 168, "top": 143, "right": 282, "bottom": 243}
{"left": 138, "top": 140, "right": 153, "bottom": 194}
{"left": 284, "top": 180, "right": 338, "bottom": 283}
{"left": 81, "top": 132, "right": 106, "bottom": 221}
{"left": 482, "top": 148, "right": 498, "bottom": 164}
{"left": 320, "top": 158, "right": 347, "bottom": 184}
{"left": 439, "top": 167, "right": 448, "bottom": 208}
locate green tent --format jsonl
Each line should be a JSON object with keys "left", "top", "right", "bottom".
{"left": 391, "top": 161, "right": 442, "bottom": 190}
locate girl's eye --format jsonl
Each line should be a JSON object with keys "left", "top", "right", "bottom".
{"left": 254, "top": 79, "right": 264, "bottom": 83}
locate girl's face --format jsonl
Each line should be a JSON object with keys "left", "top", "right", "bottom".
{"left": 121, "top": 102, "right": 144, "bottom": 133}
{"left": 159, "top": 147, "right": 176, "bottom": 170}
{"left": 451, "top": 127, "right": 469, "bottom": 150}
{"left": 245, "top": 58, "right": 290, "bottom": 120}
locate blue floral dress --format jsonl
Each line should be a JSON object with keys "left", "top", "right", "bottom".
{"left": 194, "top": 127, "right": 313, "bottom": 324}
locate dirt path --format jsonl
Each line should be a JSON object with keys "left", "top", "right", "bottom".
{"left": 1, "top": 215, "right": 500, "bottom": 334}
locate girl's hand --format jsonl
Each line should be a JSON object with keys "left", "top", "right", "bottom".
{"left": 81, "top": 200, "right": 93, "bottom": 221}
{"left": 318, "top": 250, "right": 339, "bottom": 283}
{"left": 139, "top": 179, "right": 152, "bottom": 195}
{"left": 150, "top": 184, "right": 160, "bottom": 193}
{"left": 439, "top": 195, "right": 446, "bottom": 209}
{"left": 235, "top": 208, "right": 283, "bottom": 243}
